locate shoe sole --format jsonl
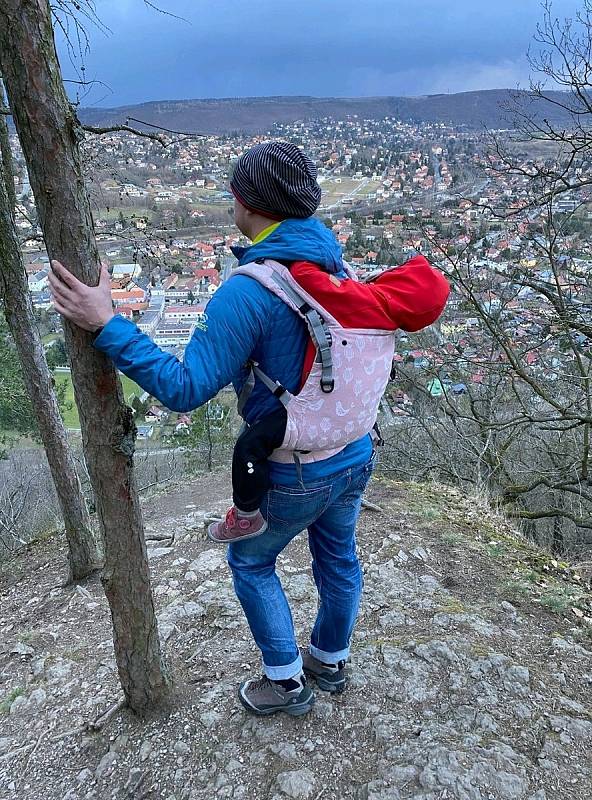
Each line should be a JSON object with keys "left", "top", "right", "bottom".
{"left": 303, "top": 668, "right": 346, "bottom": 694}
{"left": 207, "top": 523, "right": 268, "bottom": 544}
{"left": 238, "top": 688, "right": 315, "bottom": 717}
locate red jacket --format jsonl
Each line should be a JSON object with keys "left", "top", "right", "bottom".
{"left": 290, "top": 255, "right": 450, "bottom": 382}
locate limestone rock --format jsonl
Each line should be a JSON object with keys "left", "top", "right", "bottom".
{"left": 275, "top": 768, "right": 316, "bottom": 799}
{"left": 189, "top": 549, "right": 225, "bottom": 574}
{"left": 95, "top": 750, "right": 117, "bottom": 780}
{"left": 10, "top": 642, "right": 34, "bottom": 657}
{"left": 147, "top": 546, "right": 174, "bottom": 559}
{"left": 174, "top": 740, "right": 190, "bottom": 756}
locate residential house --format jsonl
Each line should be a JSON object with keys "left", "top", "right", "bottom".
{"left": 28, "top": 267, "right": 49, "bottom": 292}
{"left": 145, "top": 406, "right": 167, "bottom": 423}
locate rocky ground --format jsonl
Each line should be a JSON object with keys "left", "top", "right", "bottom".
{"left": 1, "top": 471, "right": 592, "bottom": 800}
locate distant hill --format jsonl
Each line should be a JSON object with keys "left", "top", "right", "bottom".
{"left": 77, "top": 89, "right": 577, "bottom": 134}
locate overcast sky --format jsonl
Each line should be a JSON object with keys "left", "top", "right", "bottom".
{"left": 57, "top": 0, "right": 583, "bottom": 107}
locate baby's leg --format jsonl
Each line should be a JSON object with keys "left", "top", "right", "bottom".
{"left": 208, "top": 406, "right": 288, "bottom": 544}
{"left": 232, "top": 406, "right": 287, "bottom": 512}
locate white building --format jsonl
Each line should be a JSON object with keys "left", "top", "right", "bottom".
{"left": 28, "top": 267, "right": 49, "bottom": 291}
{"left": 164, "top": 304, "right": 206, "bottom": 322}
{"left": 112, "top": 263, "right": 142, "bottom": 281}
{"left": 154, "top": 321, "right": 196, "bottom": 346}
{"left": 137, "top": 310, "right": 162, "bottom": 335}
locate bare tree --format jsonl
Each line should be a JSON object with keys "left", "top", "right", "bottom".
{"left": 0, "top": 462, "right": 41, "bottom": 551}
{"left": 377, "top": 2, "right": 592, "bottom": 556}
{"left": 490, "top": 1, "right": 592, "bottom": 212}
{"left": 0, "top": 82, "right": 101, "bottom": 581}
{"left": 385, "top": 197, "right": 591, "bottom": 556}
{"left": 0, "top": 0, "right": 169, "bottom": 713}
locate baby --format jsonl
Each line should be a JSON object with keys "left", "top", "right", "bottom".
{"left": 207, "top": 255, "right": 449, "bottom": 543}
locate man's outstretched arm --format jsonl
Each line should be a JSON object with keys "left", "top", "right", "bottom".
{"left": 48, "top": 260, "right": 266, "bottom": 412}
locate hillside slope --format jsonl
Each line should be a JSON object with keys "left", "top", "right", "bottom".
{"left": 1, "top": 473, "right": 591, "bottom": 800}
{"left": 77, "top": 90, "right": 576, "bottom": 134}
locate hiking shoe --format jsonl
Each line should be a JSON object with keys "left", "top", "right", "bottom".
{"left": 302, "top": 652, "right": 347, "bottom": 694}
{"left": 208, "top": 507, "right": 267, "bottom": 543}
{"left": 238, "top": 673, "right": 314, "bottom": 717}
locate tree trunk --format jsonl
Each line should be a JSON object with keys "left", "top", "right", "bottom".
{"left": 0, "top": 0, "right": 169, "bottom": 713}
{"left": 0, "top": 82, "right": 16, "bottom": 210}
{"left": 0, "top": 106, "right": 101, "bottom": 583}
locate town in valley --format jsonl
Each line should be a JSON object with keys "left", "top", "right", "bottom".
{"left": 9, "top": 113, "right": 591, "bottom": 443}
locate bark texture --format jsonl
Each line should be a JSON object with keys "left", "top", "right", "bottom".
{"left": 0, "top": 82, "right": 16, "bottom": 211}
{"left": 0, "top": 108, "right": 101, "bottom": 582}
{"left": 0, "top": 0, "right": 169, "bottom": 712}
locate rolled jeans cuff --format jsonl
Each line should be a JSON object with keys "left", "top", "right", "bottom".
{"left": 310, "top": 644, "right": 349, "bottom": 663}
{"left": 263, "top": 653, "right": 303, "bottom": 681}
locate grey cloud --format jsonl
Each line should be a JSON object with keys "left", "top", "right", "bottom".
{"left": 57, "top": 0, "right": 584, "bottom": 106}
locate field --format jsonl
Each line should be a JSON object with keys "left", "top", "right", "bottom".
{"left": 41, "top": 333, "right": 60, "bottom": 346}
{"left": 319, "top": 177, "right": 382, "bottom": 208}
{"left": 53, "top": 372, "right": 143, "bottom": 429}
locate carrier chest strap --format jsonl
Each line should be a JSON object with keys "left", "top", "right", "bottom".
{"left": 236, "top": 361, "right": 290, "bottom": 419}
{"left": 270, "top": 272, "right": 334, "bottom": 393}
{"left": 251, "top": 363, "right": 290, "bottom": 406}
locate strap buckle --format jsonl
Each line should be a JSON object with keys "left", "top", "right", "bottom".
{"left": 372, "top": 422, "right": 384, "bottom": 447}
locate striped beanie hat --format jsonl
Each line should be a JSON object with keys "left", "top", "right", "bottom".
{"left": 230, "top": 141, "right": 322, "bottom": 220}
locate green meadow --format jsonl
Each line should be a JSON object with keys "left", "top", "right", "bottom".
{"left": 53, "top": 372, "right": 144, "bottom": 429}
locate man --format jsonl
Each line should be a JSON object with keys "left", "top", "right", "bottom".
{"left": 50, "top": 141, "right": 375, "bottom": 716}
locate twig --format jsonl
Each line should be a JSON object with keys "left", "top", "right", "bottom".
{"left": 86, "top": 697, "right": 127, "bottom": 732}
{"left": 0, "top": 742, "right": 35, "bottom": 763}
{"left": 126, "top": 116, "right": 207, "bottom": 138}
{"left": 81, "top": 123, "right": 170, "bottom": 147}
{"left": 419, "top": 561, "right": 443, "bottom": 579}
{"left": 0, "top": 698, "right": 126, "bottom": 762}
{"left": 22, "top": 724, "right": 54, "bottom": 769}
{"left": 361, "top": 497, "right": 384, "bottom": 513}
{"left": 143, "top": 0, "right": 189, "bottom": 23}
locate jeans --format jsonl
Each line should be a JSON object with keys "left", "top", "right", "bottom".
{"left": 227, "top": 453, "right": 374, "bottom": 680}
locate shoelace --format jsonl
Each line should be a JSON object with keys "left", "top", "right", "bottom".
{"left": 248, "top": 676, "right": 274, "bottom": 694}
{"left": 225, "top": 507, "right": 237, "bottom": 528}
{"left": 248, "top": 676, "right": 297, "bottom": 697}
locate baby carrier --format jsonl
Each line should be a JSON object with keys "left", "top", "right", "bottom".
{"left": 233, "top": 259, "right": 399, "bottom": 464}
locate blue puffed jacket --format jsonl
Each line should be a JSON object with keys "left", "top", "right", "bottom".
{"left": 93, "top": 217, "right": 372, "bottom": 484}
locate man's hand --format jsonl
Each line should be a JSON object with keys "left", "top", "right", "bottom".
{"left": 48, "top": 260, "right": 114, "bottom": 333}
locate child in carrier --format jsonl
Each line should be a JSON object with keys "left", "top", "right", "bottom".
{"left": 207, "top": 253, "right": 449, "bottom": 543}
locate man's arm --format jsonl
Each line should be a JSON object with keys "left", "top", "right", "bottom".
{"left": 49, "top": 261, "right": 268, "bottom": 412}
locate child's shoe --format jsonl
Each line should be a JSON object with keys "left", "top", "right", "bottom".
{"left": 207, "top": 507, "right": 267, "bottom": 543}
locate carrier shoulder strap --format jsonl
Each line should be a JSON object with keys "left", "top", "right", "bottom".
{"left": 233, "top": 260, "right": 335, "bottom": 398}
{"left": 269, "top": 270, "right": 334, "bottom": 394}
{"left": 236, "top": 361, "right": 290, "bottom": 417}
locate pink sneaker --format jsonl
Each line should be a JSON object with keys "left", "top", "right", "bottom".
{"left": 207, "top": 507, "right": 268, "bottom": 543}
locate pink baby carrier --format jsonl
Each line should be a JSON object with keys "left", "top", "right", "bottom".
{"left": 234, "top": 259, "right": 396, "bottom": 465}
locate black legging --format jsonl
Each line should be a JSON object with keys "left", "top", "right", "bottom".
{"left": 232, "top": 406, "right": 288, "bottom": 512}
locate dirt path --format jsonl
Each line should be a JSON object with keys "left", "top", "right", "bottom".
{"left": 1, "top": 473, "right": 591, "bottom": 800}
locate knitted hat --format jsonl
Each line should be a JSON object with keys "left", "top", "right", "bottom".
{"left": 230, "top": 141, "right": 322, "bottom": 220}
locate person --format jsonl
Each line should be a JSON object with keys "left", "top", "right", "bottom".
{"left": 209, "top": 253, "right": 449, "bottom": 545}
{"left": 49, "top": 140, "right": 448, "bottom": 717}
